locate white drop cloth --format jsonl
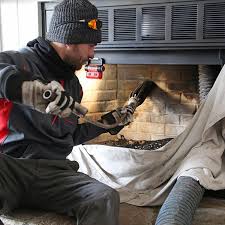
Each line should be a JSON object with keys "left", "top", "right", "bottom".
{"left": 67, "top": 65, "right": 225, "bottom": 206}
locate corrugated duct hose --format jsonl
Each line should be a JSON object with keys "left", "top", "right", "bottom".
{"left": 198, "top": 65, "right": 220, "bottom": 102}
{"left": 155, "top": 65, "right": 220, "bottom": 225}
{"left": 155, "top": 176, "right": 205, "bottom": 225}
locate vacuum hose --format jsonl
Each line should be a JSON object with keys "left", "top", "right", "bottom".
{"left": 155, "top": 176, "right": 205, "bottom": 225}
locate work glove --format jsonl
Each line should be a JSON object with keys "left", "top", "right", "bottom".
{"left": 101, "top": 105, "right": 134, "bottom": 135}
{"left": 112, "top": 105, "right": 134, "bottom": 126}
{"left": 22, "top": 80, "right": 75, "bottom": 118}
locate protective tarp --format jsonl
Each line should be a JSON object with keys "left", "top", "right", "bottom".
{"left": 68, "top": 65, "right": 225, "bottom": 206}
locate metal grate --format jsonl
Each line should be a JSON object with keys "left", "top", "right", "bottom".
{"left": 171, "top": 4, "right": 197, "bottom": 40}
{"left": 141, "top": 7, "right": 165, "bottom": 40}
{"left": 114, "top": 8, "right": 136, "bottom": 41}
{"left": 204, "top": 2, "right": 225, "bottom": 39}
{"left": 98, "top": 9, "right": 109, "bottom": 42}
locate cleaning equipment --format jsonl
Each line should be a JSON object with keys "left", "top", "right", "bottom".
{"left": 101, "top": 80, "right": 156, "bottom": 134}
{"left": 43, "top": 80, "right": 156, "bottom": 130}
{"left": 128, "top": 80, "right": 156, "bottom": 110}
{"left": 155, "top": 176, "right": 205, "bottom": 225}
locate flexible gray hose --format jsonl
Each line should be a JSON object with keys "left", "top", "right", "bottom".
{"left": 155, "top": 176, "right": 205, "bottom": 225}
{"left": 198, "top": 65, "right": 220, "bottom": 103}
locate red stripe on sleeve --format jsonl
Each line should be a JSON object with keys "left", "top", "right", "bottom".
{"left": 0, "top": 99, "right": 13, "bottom": 143}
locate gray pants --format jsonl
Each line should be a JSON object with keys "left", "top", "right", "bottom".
{"left": 0, "top": 153, "right": 120, "bottom": 225}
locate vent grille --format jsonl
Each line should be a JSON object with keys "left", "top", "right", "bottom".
{"left": 41, "top": 0, "right": 225, "bottom": 51}
{"left": 204, "top": 3, "right": 225, "bottom": 39}
{"left": 171, "top": 4, "right": 197, "bottom": 40}
{"left": 141, "top": 7, "right": 165, "bottom": 40}
{"left": 114, "top": 8, "right": 136, "bottom": 41}
{"left": 98, "top": 10, "right": 109, "bottom": 42}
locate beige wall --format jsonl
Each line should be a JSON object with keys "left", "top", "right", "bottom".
{"left": 77, "top": 64, "right": 199, "bottom": 143}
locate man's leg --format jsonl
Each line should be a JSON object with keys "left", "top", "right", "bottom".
{"left": 28, "top": 159, "right": 120, "bottom": 225}
{"left": 0, "top": 154, "right": 35, "bottom": 214}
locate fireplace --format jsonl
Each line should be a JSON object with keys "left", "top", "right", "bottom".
{"left": 38, "top": 0, "right": 225, "bottom": 142}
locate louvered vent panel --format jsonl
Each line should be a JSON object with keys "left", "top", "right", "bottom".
{"left": 172, "top": 4, "right": 197, "bottom": 40}
{"left": 141, "top": 7, "right": 165, "bottom": 40}
{"left": 114, "top": 8, "right": 136, "bottom": 41}
{"left": 204, "top": 3, "right": 225, "bottom": 39}
{"left": 98, "top": 10, "right": 109, "bottom": 42}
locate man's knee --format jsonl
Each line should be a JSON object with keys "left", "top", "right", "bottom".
{"left": 102, "top": 185, "right": 120, "bottom": 206}
{"left": 95, "top": 184, "right": 120, "bottom": 220}
{"left": 94, "top": 182, "right": 120, "bottom": 206}
{"left": 77, "top": 184, "right": 120, "bottom": 225}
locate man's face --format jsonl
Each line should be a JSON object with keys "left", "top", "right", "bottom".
{"left": 64, "top": 43, "right": 96, "bottom": 70}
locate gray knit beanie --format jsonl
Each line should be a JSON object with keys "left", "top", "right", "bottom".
{"left": 46, "top": 0, "right": 101, "bottom": 44}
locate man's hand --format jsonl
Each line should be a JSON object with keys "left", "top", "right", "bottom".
{"left": 22, "top": 80, "right": 75, "bottom": 117}
{"left": 101, "top": 105, "right": 135, "bottom": 135}
{"left": 112, "top": 105, "right": 134, "bottom": 126}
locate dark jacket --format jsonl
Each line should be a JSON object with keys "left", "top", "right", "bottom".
{"left": 0, "top": 37, "right": 106, "bottom": 159}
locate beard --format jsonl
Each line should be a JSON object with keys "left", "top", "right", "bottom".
{"left": 63, "top": 53, "right": 89, "bottom": 72}
{"left": 64, "top": 59, "right": 83, "bottom": 71}
{"left": 72, "top": 63, "right": 82, "bottom": 71}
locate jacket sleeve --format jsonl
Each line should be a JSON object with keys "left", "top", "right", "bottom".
{"left": 0, "top": 51, "right": 31, "bottom": 102}
{"left": 72, "top": 122, "right": 107, "bottom": 145}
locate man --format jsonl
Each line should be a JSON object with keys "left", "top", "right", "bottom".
{"left": 0, "top": 0, "right": 132, "bottom": 224}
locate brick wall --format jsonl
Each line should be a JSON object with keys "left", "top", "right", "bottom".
{"left": 76, "top": 64, "right": 199, "bottom": 143}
